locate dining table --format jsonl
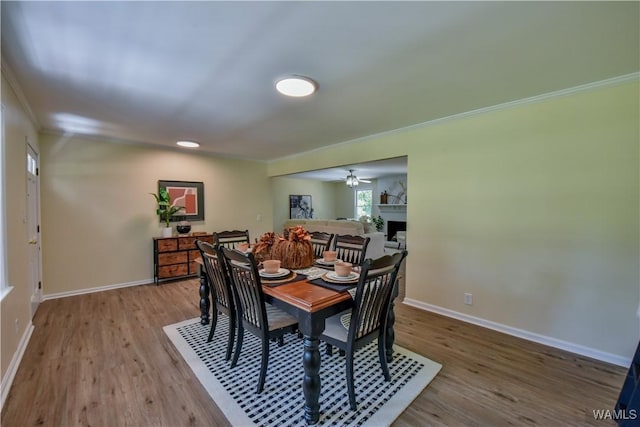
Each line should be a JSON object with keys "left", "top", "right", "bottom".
{"left": 196, "top": 260, "right": 399, "bottom": 425}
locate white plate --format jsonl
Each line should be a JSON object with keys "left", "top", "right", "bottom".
{"left": 316, "top": 258, "right": 341, "bottom": 266}
{"left": 325, "top": 271, "right": 359, "bottom": 282}
{"left": 259, "top": 268, "right": 290, "bottom": 278}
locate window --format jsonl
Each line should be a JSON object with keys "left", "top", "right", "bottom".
{"left": 27, "top": 151, "right": 37, "bottom": 176}
{"left": 355, "top": 189, "right": 372, "bottom": 219}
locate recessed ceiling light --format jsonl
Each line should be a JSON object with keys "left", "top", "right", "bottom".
{"left": 275, "top": 76, "right": 317, "bottom": 97}
{"left": 176, "top": 140, "right": 200, "bottom": 148}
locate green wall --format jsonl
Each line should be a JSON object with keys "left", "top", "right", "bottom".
{"left": 39, "top": 134, "right": 274, "bottom": 295}
{"left": 269, "top": 80, "right": 640, "bottom": 362}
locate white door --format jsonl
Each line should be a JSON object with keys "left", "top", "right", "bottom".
{"left": 26, "top": 144, "right": 41, "bottom": 317}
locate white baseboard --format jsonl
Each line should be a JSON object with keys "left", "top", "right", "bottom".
{"left": 42, "top": 278, "right": 153, "bottom": 301}
{"left": 402, "top": 298, "right": 631, "bottom": 368}
{"left": 1, "top": 321, "right": 34, "bottom": 411}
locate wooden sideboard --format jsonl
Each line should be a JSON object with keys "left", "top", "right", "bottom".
{"left": 153, "top": 234, "right": 214, "bottom": 284}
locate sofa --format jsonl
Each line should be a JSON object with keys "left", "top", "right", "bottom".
{"left": 282, "top": 219, "right": 386, "bottom": 260}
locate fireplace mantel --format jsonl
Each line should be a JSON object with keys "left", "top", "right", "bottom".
{"left": 377, "top": 204, "right": 407, "bottom": 213}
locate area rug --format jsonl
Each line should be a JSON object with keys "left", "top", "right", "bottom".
{"left": 164, "top": 317, "right": 441, "bottom": 426}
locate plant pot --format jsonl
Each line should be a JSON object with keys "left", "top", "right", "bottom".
{"left": 161, "top": 227, "right": 172, "bottom": 238}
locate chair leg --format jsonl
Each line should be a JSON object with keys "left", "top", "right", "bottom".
{"left": 326, "top": 343, "right": 333, "bottom": 356}
{"left": 257, "top": 338, "right": 269, "bottom": 393}
{"left": 226, "top": 313, "right": 236, "bottom": 361}
{"left": 231, "top": 326, "right": 243, "bottom": 368}
{"left": 346, "top": 350, "right": 357, "bottom": 411}
{"left": 378, "top": 337, "right": 391, "bottom": 381}
{"left": 207, "top": 307, "right": 218, "bottom": 342}
{"left": 277, "top": 335, "right": 284, "bottom": 347}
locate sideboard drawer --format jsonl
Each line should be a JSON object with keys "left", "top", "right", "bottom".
{"left": 178, "top": 237, "right": 197, "bottom": 250}
{"left": 158, "top": 264, "right": 189, "bottom": 279}
{"left": 189, "top": 261, "right": 200, "bottom": 275}
{"left": 158, "top": 252, "right": 188, "bottom": 266}
{"left": 189, "top": 249, "right": 201, "bottom": 262}
{"left": 156, "top": 238, "right": 178, "bottom": 252}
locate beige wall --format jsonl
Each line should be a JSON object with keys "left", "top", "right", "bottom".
{"left": 1, "top": 74, "right": 40, "bottom": 380}
{"left": 39, "top": 134, "right": 273, "bottom": 295}
{"left": 271, "top": 176, "right": 337, "bottom": 232}
{"left": 268, "top": 80, "right": 640, "bottom": 361}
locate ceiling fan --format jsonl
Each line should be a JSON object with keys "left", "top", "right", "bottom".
{"left": 345, "top": 169, "right": 371, "bottom": 187}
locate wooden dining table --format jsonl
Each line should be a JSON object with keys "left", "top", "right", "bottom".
{"left": 196, "top": 262, "right": 399, "bottom": 425}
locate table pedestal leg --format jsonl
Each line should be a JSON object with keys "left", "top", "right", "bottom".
{"left": 199, "top": 265, "right": 210, "bottom": 325}
{"left": 385, "top": 282, "right": 399, "bottom": 362}
{"left": 302, "top": 335, "right": 321, "bottom": 425}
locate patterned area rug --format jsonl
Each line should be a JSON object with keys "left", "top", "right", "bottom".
{"left": 164, "top": 317, "right": 441, "bottom": 426}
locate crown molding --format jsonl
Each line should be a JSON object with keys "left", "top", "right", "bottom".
{"left": 0, "top": 56, "right": 41, "bottom": 129}
{"left": 272, "top": 72, "right": 640, "bottom": 164}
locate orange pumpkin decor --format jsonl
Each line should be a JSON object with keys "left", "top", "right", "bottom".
{"left": 272, "top": 226, "right": 314, "bottom": 269}
{"left": 253, "top": 232, "right": 279, "bottom": 263}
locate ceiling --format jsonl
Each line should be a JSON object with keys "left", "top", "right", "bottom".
{"left": 1, "top": 2, "right": 638, "bottom": 165}
{"left": 286, "top": 156, "right": 408, "bottom": 182}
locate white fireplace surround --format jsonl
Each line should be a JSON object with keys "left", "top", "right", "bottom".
{"left": 377, "top": 204, "right": 407, "bottom": 246}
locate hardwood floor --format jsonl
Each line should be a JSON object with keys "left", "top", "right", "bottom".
{"left": 2, "top": 279, "right": 625, "bottom": 426}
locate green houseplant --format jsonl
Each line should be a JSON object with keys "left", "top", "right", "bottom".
{"left": 150, "top": 188, "right": 184, "bottom": 236}
{"left": 372, "top": 215, "right": 384, "bottom": 232}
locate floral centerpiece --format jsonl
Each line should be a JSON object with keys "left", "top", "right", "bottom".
{"left": 253, "top": 231, "right": 279, "bottom": 263}
{"left": 272, "top": 225, "right": 315, "bottom": 269}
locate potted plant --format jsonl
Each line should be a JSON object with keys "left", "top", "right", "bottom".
{"left": 150, "top": 188, "right": 184, "bottom": 237}
{"left": 372, "top": 215, "right": 384, "bottom": 232}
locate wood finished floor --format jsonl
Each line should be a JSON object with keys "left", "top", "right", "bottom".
{"left": 2, "top": 279, "right": 625, "bottom": 426}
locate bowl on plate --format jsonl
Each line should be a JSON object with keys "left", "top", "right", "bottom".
{"left": 263, "top": 259, "right": 281, "bottom": 274}
{"left": 334, "top": 261, "right": 353, "bottom": 277}
{"left": 322, "top": 250, "right": 337, "bottom": 262}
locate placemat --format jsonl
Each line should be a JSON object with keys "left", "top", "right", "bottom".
{"left": 309, "top": 278, "right": 357, "bottom": 293}
{"left": 261, "top": 272, "right": 307, "bottom": 287}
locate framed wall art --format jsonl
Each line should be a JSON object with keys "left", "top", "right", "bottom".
{"left": 159, "top": 180, "right": 205, "bottom": 221}
{"left": 289, "top": 194, "right": 313, "bottom": 219}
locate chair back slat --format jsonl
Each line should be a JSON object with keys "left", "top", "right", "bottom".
{"left": 333, "top": 234, "right": 370, "bottom": 266}
{"left": 221, "top": 247, "right": 266, "bottom": 333}
{"left": 196, "top": 240, "right": 233, "bottom": 311}
{"left": 350, "top": 251, "right": 407, "bottom": 341}
{"left": 214, "top": 230, "right": 250, "bottom": 249}
{"left": 309, "top": 232, "right": 333, "bottom": 258}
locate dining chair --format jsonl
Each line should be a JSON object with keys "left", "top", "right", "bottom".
{"left": 220, "top": 247, "right": 299, "bottom": 393}
{"left": 320, "top": 250, "right": 408, "bottom": 411}
{"left": 213, "top": 229, "right": 250, "bottom": 249}
{"left": 309, "top": 231, "right": 334, "bottom": 258}
{"left": 332, "top": 234, "right": 370, "bottom": 266}
{"left": 196, "top": 240, "right": 236, "bottom": 361}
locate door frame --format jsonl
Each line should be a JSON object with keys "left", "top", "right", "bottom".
{"left": 26, "top": 142, "right": 41, "bottom": 317}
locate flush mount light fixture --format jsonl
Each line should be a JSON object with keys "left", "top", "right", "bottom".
{"left": 275, "top": 75, "right": 317, "bottom": 97}
{"left": 176, "top": 140, "right": 200, "bottom": 148}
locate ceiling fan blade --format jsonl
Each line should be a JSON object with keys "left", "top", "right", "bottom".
{"left": 359, "top": 179, "right": 371, "bottom": 183}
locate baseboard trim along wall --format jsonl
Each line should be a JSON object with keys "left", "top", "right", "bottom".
{"left": 42, "top": 278, "right": 153, "bottom": 301}
{"left": 402, "top": 298, "right": 631, "bottom": 368}
{"left": 2, "top": 278, "right": 153, "bottom": 410}
{"left": 1, "top": 321, "right": 34, "bottom": 412}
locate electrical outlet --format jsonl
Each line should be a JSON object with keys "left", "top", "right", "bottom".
{"left": 464, "top": 293, "right": 473, "bottom": 305}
